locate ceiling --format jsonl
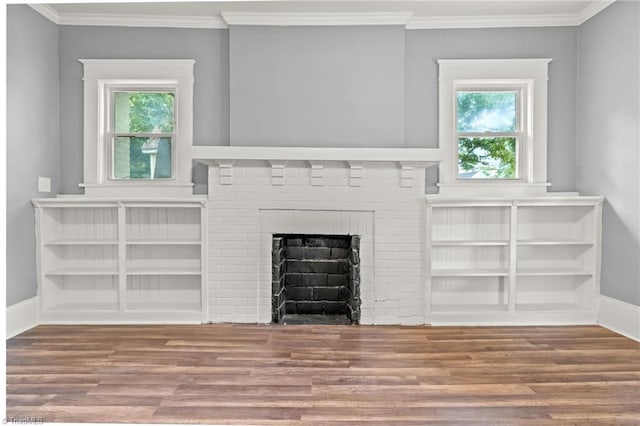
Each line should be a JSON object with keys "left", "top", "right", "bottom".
{"left": 32, "top": 1, "right": 616, "bottom": 29}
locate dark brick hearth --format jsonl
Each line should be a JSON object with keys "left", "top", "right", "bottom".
{"left": 272, "top": 234, "right": 360, "bottom": 324}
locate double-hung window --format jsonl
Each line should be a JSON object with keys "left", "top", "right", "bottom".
{"left": 455, "top": 87, "right": 522, "bottom": 179}
{"left": 109, "top": 88, "right": 175, "bottom": 180}
{"left": 80, "top": 59, "right": 194, "bottom": 197}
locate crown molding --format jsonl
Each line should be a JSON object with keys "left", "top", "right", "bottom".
{"left": 221, "top": 12, "right": 414, "bottom": 27}
{"left": 58, "top": 13, "right": 227, "bottom": 29}
{"left": 407, "top": 1, "right": 616, "bottom": 30}
{"left": 29, "top": 4, "right": 227, "bottom": 29}
{"left": 576, "top": 0, "right": 616, "bottom": 25}
{"left": 28, "top": 1, "right": 616, "bottom": 30}
{"left": 29, "top": 4, "right": 60, "bottom": 25}
{"left": 408, "top": 13, "right": 584, "bottom": 30}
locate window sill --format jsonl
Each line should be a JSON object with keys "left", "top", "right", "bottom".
{"left": 80, "top": 182, "right": 194, "bottom": 198}
{"left": 436, "top": 182, "right": 550, "bottom": 197}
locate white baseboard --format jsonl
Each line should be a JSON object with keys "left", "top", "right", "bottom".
{"left": 598, "top": 295, "right": 640, "bottom": 342}
{"left": 6, "top": 296, "right": 39, "bottom": 339}
{"left": 6, "top": 295, "right": 638, "bottom": 341}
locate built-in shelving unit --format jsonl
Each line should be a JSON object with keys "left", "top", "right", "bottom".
{"left": 429, "top": 203, "right": 511, "bottom": 316}
{"left": 32, "top": 198, "right": 207, "bottom": 323}
{"left": 426, "top": 196, "right": 603, "bottom": 324}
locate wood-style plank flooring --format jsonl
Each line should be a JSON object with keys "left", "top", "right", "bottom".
{"left": 6, "top": 324, "right": 640, "bottom": 425}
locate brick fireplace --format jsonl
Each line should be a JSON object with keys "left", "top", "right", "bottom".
{"left": 195, "top": 146, "right": 440, "bottom": 325}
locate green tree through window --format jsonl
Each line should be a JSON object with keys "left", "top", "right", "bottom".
{"left": 456, "top": 91, "right": 518, "bottom": 179}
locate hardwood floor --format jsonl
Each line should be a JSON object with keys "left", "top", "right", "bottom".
{"left": 6, "top": 324, "right": 640, "bottom": 425}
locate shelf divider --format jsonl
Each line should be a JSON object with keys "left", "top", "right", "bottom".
{"left": 118, "top": 203, "right": 127, "bottom": 313}
{"left": 126, "top": 268, "right": 202, "bottom": 276}
{"left": 44, "top": 268, "right": 118, "bottom": 276}
{"left": 509, "top": 204, "right": 517, "bottom": 313}
{"left": 431, "top": 269, "right": 509, "bottom": 277}
{"left": 44, "top": 240, "right": 119, "bottom": 246}
{"left": 516, "top": 269, "right": 593, "bottom": 276}
{"left": 126, "top": 240, "right": 201, "bottom": 246}
{"left": 432, "top": 240, "right": 509, "bottom": 247}
{"left": 516, "top": 240, "right": 594, "bottom": 246}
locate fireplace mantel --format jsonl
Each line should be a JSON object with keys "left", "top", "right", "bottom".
{"left": 193, "top": 145, "right": 443, "bottom": 187}
{"left": 192, "top": 146, "right": 443, "bottom": 165}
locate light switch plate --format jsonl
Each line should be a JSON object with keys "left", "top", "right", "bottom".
{"left": 38, "top": 177, "right": 51, "bottom": 193}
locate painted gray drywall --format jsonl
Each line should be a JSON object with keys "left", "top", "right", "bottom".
{"left": 229, "top": 25, "right": 406, "bottom": 146}
{"left": 7, "top": 5, "right": 60, "bottom": 306}
{"left": 577, "top": 1, "right": 640, "bottom": 306}
{"left": 405, "top": 27, "right": 578, "bottom": 192}
{"left": 57, "top": 24, "right": 580, "bottom": 193}
{"left": 58, "top": 25, "right": 229, "bottom": 194}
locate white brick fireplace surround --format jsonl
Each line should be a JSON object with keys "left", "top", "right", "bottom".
{"left": 195, "top": 147, "right": 441, "bottom": 324}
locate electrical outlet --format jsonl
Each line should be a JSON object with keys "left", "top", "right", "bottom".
{"left": 38, "top": 177, "right": 51, "bottom": 193}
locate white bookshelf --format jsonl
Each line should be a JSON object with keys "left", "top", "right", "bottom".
{"left": 426, "top": 196, "right": 603, "bottom": 324}
{"left": 32, "top": 198, "right": 207, "bottom": 323}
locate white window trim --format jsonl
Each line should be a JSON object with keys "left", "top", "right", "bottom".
{"left": 80, "top": 59, "right": 195, "bottom": 197}
{"left": 437, "top": 59, "right": 551, "bottom": 197}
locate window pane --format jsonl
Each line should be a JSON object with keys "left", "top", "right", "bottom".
{"left": 113, "top": 137, "right": 172, "bottom": 179}
{"left": 114, "top": 92, "right": 174, "bottom": 133}
{"left": 457, "top": 91, "right": 517, "bottom": 132}
{"left": 458, "top": 137, "right": 516, "bottom": 179}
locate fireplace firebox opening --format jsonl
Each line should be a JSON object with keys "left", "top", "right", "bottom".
{"left": 272, "top": 234, "right": 360, "bottom": 325}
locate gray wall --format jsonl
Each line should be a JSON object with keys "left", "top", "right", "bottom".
{"left": 406, "top": 27, "right": 578, "bottom": 191}
{"left": 229, "top": 26, "right": 406, "bottom": 146}
{"left": 56, "top": 24, "right": 580, "bottom": 193}
{"left": 58, "top": 25, "right": 229, "bottom": 194}
{"left": 227, "top": 25, "right": 578, "bottom": 192}
{"left": 7, "top": 5, "right": 60, "bottom": 306}
{"left": 576, "top": 1, "right": 640, "bottom": 306}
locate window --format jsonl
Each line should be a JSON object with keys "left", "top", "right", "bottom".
{"left": 456, "top": 89, "right": 521, "bottom": 179}
{"left": 437, "top": 59, "right": 551, "bottom": 196}
{"left": 110, "top": 89, "right": 175, "bottom": 180}
{"left": 80, "top": 59, "right": 194, "bottom": 197}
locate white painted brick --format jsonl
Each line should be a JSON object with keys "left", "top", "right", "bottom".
{"left": 216, "top": 289, "right": 258, "bottom": 299}
{"left": 226, "top": 314, "right": 251, "bottom": 322}
{"left": 209, "top": 192, "right": 234, "bottom": 201}
{"left": 207, "top": 162, "right": 430, "bottom": 324}
{"left": 243, "top": 298, "right": 258, "bottom": 307}
{"left": 210, "top": 249, "right": 250, "bottom": 258}
{"left": 209, "top": 264, "right": 248, "bottom": 273}
{"left": 232, "top": 176, "right": 259, "bottom": 185}
{"left": 212, "top": 273, "right": 254, "bottom": 282}
{"left": 230, "top": 225, "right": 258, "bottom": 234}
{"left": 379, "top": 251, "right": 423, "bottom": 261}
{"left": 376, "top": 218, "right": 424, "bottom": 228}
{"left": 211, "top": 209, "right": 258, "bottom": 218}
{"left": 375, "top": 234, "right": 423, "bottom": 244}
{"left": 386, "top": 259, "right": 425, "bottom": 269}
{"left": 219, "top": 297, "right": 250, "bottom": 306}
{"left": 373, "top": 316, "right": 401, "bottom": 325}
{"left": 398, "top": 316, "right": 425, "bottom": 325}
{"left": 211, "top": 306, "right": 235, "bottom": 314}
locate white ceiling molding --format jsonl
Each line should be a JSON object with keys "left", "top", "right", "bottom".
{"left": 221, "top": 12, "right": 414, "bottom": 27}
{"left": 28, "top": 2, "right": 616, "bottom": 30}
{"left": 576, "top": 0, "right": 616, "bottom": 25}
{"left": 57, "top": 13, "right": 227, "bottom": 29}
{"left": 29, "top": 4, "right": 60, "bottom": 25}
{"left": 407, "top": 13, "right": 581, "bottom": 30}
{"left": 407, "top": 1, "right": 618, "bottom": 29}
{"left": 28, "top": 4, "right": 227, "bottom": 29}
